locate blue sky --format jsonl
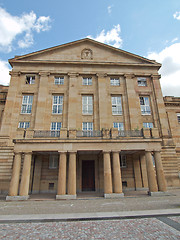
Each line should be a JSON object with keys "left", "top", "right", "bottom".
{"left": 0, "top": 0, "right": 180, "bottom": 96}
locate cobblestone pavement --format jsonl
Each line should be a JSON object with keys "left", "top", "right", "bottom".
{"left": 0, "top": 217, "right": 180, "bottom": 240}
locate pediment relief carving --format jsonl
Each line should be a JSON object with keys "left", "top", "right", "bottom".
{"left": 81, "top": 48, "right": 93, "bottom": 60}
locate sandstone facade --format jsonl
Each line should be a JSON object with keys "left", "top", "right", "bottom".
{"left": 0, "top": 38, "right": 179, "bottom": 199}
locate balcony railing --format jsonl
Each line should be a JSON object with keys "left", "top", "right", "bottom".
{"left": 76, "top": 130, "right": 102, "bottom": 137}
{"left": 118, "top": 130, "right": 143, "bottom": 137}
{"left": 34, "top": 131, "right": 60, "bottom": 138}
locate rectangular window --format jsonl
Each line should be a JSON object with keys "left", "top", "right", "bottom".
{"left": 52, "top": 95, "right": 63, "bottom": 114}
{"left": 82, "top": 122, "right": 93, "bottom": 136}
{"left": 82, "top": 96, "right": 93, "bottom": 114}
{"left": 21, "top": 95, "right": 33, "bottom": 114}
{"left": 54, "top": 76, "right": 64, "bottom": 85}
{"left": 120, "top": 155, "right": 127, "bottom": 168}
{"left": 18, "top": 121, "right": 30, "bottom": 129}
{"left": 49, "top": 155, "right": 58, "bottom": 169}
{"left": 112, "top": 96, "right": 122, "bottom": 115}
{"left": 137, "top": 77, "right": 147, "bottom": 86}
{"left": 140, "top": 96, "right": 151, "bottom": 115}
{"left": 26, "top": 76, "right": 35, "bottom": 84}
{"left": 82, "top": 77, "right": 92, "bottom": 85}
{"left": 177, "top": 113, "right": 180, "bottom": 123}
{"left": 51, "top": 122, "right": 61, "bottom": 137}
{"left": 110, "top": 78, "right": 120, "bottom": 86}
{"left": 113, "top": 122, "right": 124, "bottom": 130}
{"left": 143, "top": 122, "right": 153, "bottom": 128}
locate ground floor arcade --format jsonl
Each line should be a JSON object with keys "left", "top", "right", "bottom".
{"left": 6, "top": 147, "right": 167, "bottom": 200}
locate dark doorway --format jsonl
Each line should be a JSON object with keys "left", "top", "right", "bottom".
{"left": 82, "top": 160, "right": 95, "bottom": 191}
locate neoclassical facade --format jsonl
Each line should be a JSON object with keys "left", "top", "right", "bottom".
{"left": 0, "top": 38, "right": 179, "bottom": 200}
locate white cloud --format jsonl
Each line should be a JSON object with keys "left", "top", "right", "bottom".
{"left": 172, "top": 37, "right": 178, "bottom": 43}
{"left": 0, "top": 7, "right": 51, "bottom": 51}
{"left": 147, "top": 43, "right": 180, "bottom": 97}
{"left": 87, "top": 24, "right": 123, "bottom": 48}
{"left": 0, "top": 60, "right": 10, "bottom": 85}
{"left": 173, "top": 11, "right": 180, "bottom": 20}
{"left": 107, "top": 5, "right": 112, "bottom": 15}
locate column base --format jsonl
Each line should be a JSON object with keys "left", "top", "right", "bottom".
{"left": 104, "top": 193, "right": 124, "bottom": 199}
{"left": 6, "top": 195, "right": 29, "bottom": 201}
{"left": 148, "top": 191, "right": 171, "bottom": 196}
{"left": 56, "top": 194, "right": 77, "bottom": 200}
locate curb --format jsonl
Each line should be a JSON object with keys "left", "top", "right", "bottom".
{"left": 0, "top": 209, "right": 180, "bottom": 224}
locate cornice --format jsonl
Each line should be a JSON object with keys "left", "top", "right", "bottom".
{"left": 9, "top": 60, "right": 161, "bottom": 68}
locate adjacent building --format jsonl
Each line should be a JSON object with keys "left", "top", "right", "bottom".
{"left": 0, "top": 38, "right": 179, "bottom": 200}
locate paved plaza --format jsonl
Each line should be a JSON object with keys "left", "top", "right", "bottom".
{"left": 0, "top": 216, "right": 180, "bottom": 239}
{"left": 0, "top": 189, "right": 179, "bottom": 239}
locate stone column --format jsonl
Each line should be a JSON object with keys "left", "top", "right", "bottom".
{"left": 67, "top": 73, "right": 78, "bottom": 129}
{"left": 151, "top": 75, "right": 170, "bottom": 137}
{"left": 140, "top": 154, "right": 148, "bottom": 188}
{"left": 56, "top": 152, "right": 67, "bottom": 197}
{"left": 67, "top": 151, "right": 76, "bottom": 198}
{"left": 7, "top": 152, "right": 22, "bottom": 198}
{"left": 19, "top": 152, "right": 32, "bottom": 199}
{"left": 112, "top": 151, "right": 123, "bottom": 194}
{"left": 103, "top": 151, "right": 112, "bottom": 196}
{"left": 124, "top": 74, "right": 141, "bottom": 130}
{"left": 34, "top": 72, "right": 50, "bottom": 130}
{"left": 145, "top": 151, "right": 158, "bottom": 195}
{"left": 154, "top": 151, "right": 167, "bottom": 192}
{"left": 133, "top": 154, "right": 142, "bottom": 189}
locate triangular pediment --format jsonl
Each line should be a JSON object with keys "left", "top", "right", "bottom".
{"left": 9, "top": 38, "right": 160, "bottom": 66}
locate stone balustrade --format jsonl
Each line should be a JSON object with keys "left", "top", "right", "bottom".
{"left": 16, "top": 128, "right": 160, "bottom": 140}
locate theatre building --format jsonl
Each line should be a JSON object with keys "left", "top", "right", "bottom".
{"left": 0, "top": 38, "right": 179, "bottom": 200}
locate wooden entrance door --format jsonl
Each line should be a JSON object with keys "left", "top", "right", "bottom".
{"left": 82, "top": 160, "right": 95, "bottom": 191}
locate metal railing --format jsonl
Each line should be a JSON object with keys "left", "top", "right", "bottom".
{"left": 118, "top": 130, "right": 143, "bottom": 137}
{"left": 76, "top": 130, "right": 102, "bottom": 137}
{"left": 34, "top": 131, "right": 60, "bottom": 138}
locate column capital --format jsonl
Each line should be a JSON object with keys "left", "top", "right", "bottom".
{"left": 123, "top": 74, "right": 135, "bottom": 79}
{"left": 151, "top": 74, "right": 161, "bottom": 80}
{"left": 23, "top": 151, "right": 32, "bottom": 155}
{"left": 112, "top": 151, "right": 120, "bottom": 154}
{"left": 39, "top": 71, "right": 50, "bottom": 76}
{"left": 96, "top": 73, "right": 107, "bottom": 78}
{"left": 9, "top": 71, "right": 21, "bottom": 76}
{"left": 103, "top": 150, "right": 111, "bottom": 154}
{"left": 58, "top": 151, "right": 67, "bottom": 154}
{"left": 68, "top": 151, "right": 77, "bottom": 154}
{"left": 68, "top": 72, "right": 79, "bottom": 78}
{"left": 14, "top": 151, "right": 22, "bottom": 155}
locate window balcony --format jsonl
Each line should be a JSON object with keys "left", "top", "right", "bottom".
{"left": 34, "top": 130, "right": 60, "bottom": 138}
{"left": 118, "top": 130, "right": 143, "bottom": 137}
{"left": 76, "top": 130, "right": 102, "bottom": 137}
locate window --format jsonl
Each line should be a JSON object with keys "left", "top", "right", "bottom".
{"left": 82, "top": 77, "right": 92, "bottom": 85}
{"left": 140, "top": 96, "right": 151, "bottom": 115}
{"left": 49, "top": 155, "right": 58, "bottom": 169}
{"left": 177, "top": 113, "right": 180, "bottom": 123}
{"left": 82, "top": 96, "right": 93, "bottom": 114}
{"left": 110, "top": 78, "right": 120, "bottom": 86}
{"left": 51, "top": 122, "right": 61, "bottom": 137}
{"left": 143, "top": 122, "right": 153, "bottom": 128}
{"left": 52, "top": 95, "right": 63, "bottom": 114}
{"left": 18, "top": 122, "right": 30, "bottom": 129}
{"left": 54, "top": 76, "right": 64, "bottom": 85}
{"left": 26, "top": 76, "right": 35, "bottom": 84}
{"left": 137, "top": 77, "right": 147, "bottom": 86}
{"left": 113, "top": 122, "right": 124, "bottom": 130}
{"left": 21, "top": 95, "right": 33, "bottom": 114}
{"left": 120, "top": 155, "right": 127, "bottom": 168}
{"left": 112, "top": 96, "right": 122, "bottom": 115}
{"left": 82, "top": 122, "right": 93, "bottom": 136}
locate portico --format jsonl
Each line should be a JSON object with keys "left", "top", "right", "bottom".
{"left": 6, "top": 142, "right": 167, "bottom": 200}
